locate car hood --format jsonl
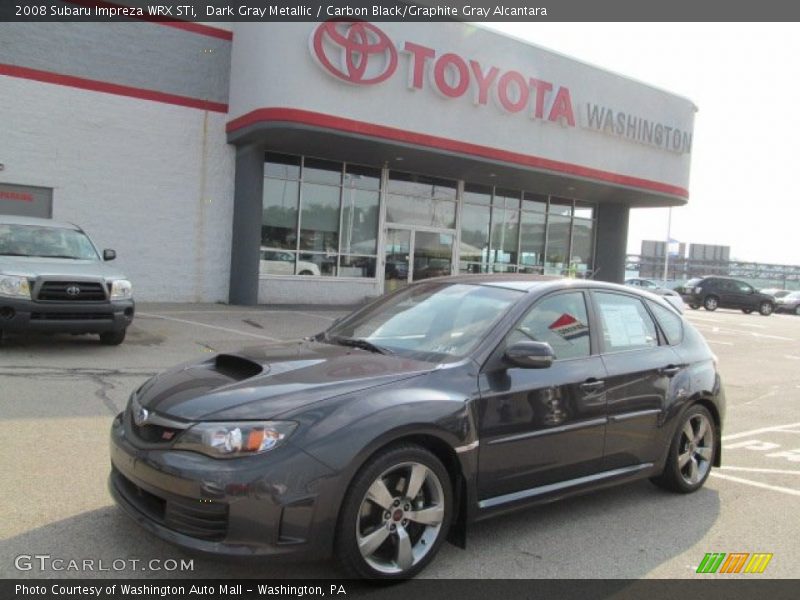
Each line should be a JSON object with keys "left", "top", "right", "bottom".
{"left": 0, "top": 256, "right": 128, "bottom": 280}
{"left": 134, "top": 340, "right": 436, "bottom": 421}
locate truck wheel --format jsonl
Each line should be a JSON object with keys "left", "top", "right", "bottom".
{"left": 99, "top": 329, "right": 126, "bottom": 346}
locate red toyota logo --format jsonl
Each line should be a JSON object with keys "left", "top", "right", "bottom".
{"left": 311, "top": 21, "right": 398, "bottom": 85}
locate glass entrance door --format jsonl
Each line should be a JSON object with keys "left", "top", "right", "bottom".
{"left": 383, "top": 228, "right": 454, "bottom": 294}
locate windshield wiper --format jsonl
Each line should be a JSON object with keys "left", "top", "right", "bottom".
{"left": 327, "top": 335, "right": 393, "bottom": 355}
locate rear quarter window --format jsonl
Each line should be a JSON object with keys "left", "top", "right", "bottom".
{"left": 646, "top": 300, "right": 684, "bottom": 345}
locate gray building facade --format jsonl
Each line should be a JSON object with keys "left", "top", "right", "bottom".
{"left": 0, "top": 20, "right": 695, "bottom": 304}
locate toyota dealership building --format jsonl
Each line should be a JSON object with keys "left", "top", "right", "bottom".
{"left": 0, "top": 20, "right": 695, "bottom": 304}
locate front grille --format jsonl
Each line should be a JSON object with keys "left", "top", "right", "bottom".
{"left": 30, "top": 312, "right": 113, "bottom": 321}
{"left": 38, "top": 281, "right": 107, "bottom": 301}
{"left": 113, "top": 468, "right": 228, "bottom": 541}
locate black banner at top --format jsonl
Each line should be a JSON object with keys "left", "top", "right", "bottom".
{"left": 2, "top": 0, "right": 800, "bottom": 22}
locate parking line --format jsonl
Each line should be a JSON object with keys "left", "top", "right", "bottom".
{"left": 721, "top": 421, "right": 800, "bottom": 442}
{"left": 706, "top": 339, "right": 734, "bottom": 345}
{"left": 720, "top": 466, "right": 800, "bottom": 476}
{"left": 138, "top": 312, "right": 281, "bottom": 342}
{"left": 710, "top": 472, "right": 800, "bottom": 497}
{"left": 785, "top": 355, "right": 800, "bottom": 360}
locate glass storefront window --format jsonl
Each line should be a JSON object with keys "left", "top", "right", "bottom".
{"left": 522, "top": 192, "right": 547, "bottom": 213}
{"left": 460, "top": 203, "right": 490, "bottom": 263}
{"left": 520, "top": 210, "right": 546, "bottom": 268}
{"left": 463, "top": 184, "right": 492, "bottom": 205}
{"left": 574, "top": 201, "right": 595, "bottom": 220}
{"left": 298, "top": 252, "right": 336, "bottom": 276}
{"left": 264, "top": 153, "right": 300, "bottom": 180}
{"left": 388, "top": 172, "right": 457, "bottom": 200}
{"left": 299, "top": 183, "right": 340, "bottom": 252}
{"left": 261, "top": 153, "right": 379, "bottom": 278}
{"left": 340, "top": 188, "right": 380, "bottom": 255}
{"left": 571, "top": 217, "right": 595, "bottom": 276}
{"left": 262, "top": 179, "right": 299, "bottom": 249}
{"left": 549, "top": 197, "right": 573, "bottom": 216}
{"left": 340, "top": 256, "right": 377, "bottom": 278}
{"left": 344, "top": 165, "right": 381, "bottom": 191}
{"left": 303, "top": 158, "right": 342, "bottom": 186}
{"left": 386, "top": 194, "right": 456, "bottom": 228}
{"left": 545, "top": 213, "right": 571, "bottom": 273}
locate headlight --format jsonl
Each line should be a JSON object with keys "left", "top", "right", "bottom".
{"left": 174, "top": 421, "right": 296, "bottom": 458}
{"left": 0, "top": 275, "right": 31, "bottom": 299}
{"left": 694, "top": 286, "right": 703, "bottom": 294}
{"left": 110, "top": 279, "right": 133, "bottom": 300}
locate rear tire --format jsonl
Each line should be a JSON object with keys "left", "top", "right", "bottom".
{"left": 689, "top": 304, "right": 700, "bottom": 310}
{"left": 703, "top": 296, "right": 719, "bottom": 311}
{"left": 759, "top": 301, "right": 774, "bottom": 316}
{"left": 335, "top": 444, "right": 452, "bottom": 580}
{"left": 651, "top": 404, "right": 716, "bottom": 494}
{"left": 99, "top": 329, "right": 126, "bottom": 346}
{"left": 742, "top": 308, "right": 753, "bottom": 314}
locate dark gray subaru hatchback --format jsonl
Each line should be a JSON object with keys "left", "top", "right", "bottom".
{"left": 110, "top": 275, "right": 724, "bottom": 579}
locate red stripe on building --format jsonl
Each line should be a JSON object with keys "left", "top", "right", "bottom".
{"left": 66, "top": 1, "right": 233, "bottom": 40}
{"left": 0, "top": 63, "right": 228, "bottom": 113}
{"left": 227, "top": 108, "right": 690, "bottom": 199}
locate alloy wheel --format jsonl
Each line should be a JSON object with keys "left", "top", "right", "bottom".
{"left": 760, "top": 302, "right": 774, "bottom": 316}
{"left": 677, "top": 413, "right": 714, "bottom": 486}
{"left": 356, "top": 462, "right": 445, "bottom": 575}
{"left": 704, "top": 296, "right": 718, "bottom": 311}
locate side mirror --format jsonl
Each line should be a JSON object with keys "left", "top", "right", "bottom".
{"left": 504, "top": 340, "right": 555, "bottom": 369}
{"left": 103, "top": 249, "right": 116, "bottom": 261}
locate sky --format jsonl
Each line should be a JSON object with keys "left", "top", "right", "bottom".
{"left": 485, "top": 23, "right": 800, "bottom": 266}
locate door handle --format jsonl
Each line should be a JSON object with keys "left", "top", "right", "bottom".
{"left": 580, "top": 378, "right": 605, "bottom": 392}
{"left": 660, "top": 365, "right": 681, "bottom": 377}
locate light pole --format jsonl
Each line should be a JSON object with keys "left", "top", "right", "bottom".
{"left": 662, "top": 207, "right": 672, "bottom": 286}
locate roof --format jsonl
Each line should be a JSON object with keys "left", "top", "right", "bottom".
{"left": 0, "top": 215, "right": 81, "bottom": 230}
{"left": 416, "top": 273, "right": 642, "bottom": 295}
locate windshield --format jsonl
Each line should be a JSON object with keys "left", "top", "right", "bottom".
{"left": 323, "top": 282, "right": 524, "bottom": 362}
{"left": 685, "top": 278, "right": 703, "bottom": 287}
{"left": 0, "top": 224, "right": 99, "bottom": 260}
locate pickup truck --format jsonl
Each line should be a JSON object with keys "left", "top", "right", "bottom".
{"left": 0, "top": 215, "right": 134, "bottom": 345}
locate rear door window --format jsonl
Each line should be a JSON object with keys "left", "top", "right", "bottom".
{"left": 594, "top": 292, "right": 659, "bottom": 352}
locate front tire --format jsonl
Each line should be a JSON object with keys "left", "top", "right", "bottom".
{"left": 335, "top": 444, "right": 452, "bottom": 580}
{"left": 759, "top": 301, "right": 774, "bottom": 316}
{"left": 703, "top": 296, "right": 719, "bottom": 311}
{"left": 651, "top": 404, "right": 716, "bottom": 493}
{"left": 99, "top": 329, "right": 126, "bottom": 346}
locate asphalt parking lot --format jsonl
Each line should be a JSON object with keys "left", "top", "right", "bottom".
{"left": 1, "top": 303, "right": 799, "bottom": 579}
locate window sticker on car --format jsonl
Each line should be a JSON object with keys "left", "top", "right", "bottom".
{"left": 548, "top": 313, "right": 589, "bottom": 341}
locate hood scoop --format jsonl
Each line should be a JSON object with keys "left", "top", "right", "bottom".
{"left": 213, "top": 354, "right": 265, "bottom": 381}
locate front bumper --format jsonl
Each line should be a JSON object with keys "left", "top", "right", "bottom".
{"left": 0, "top": 296, "right": 133, "bottom": 334}
{"left": 109, "top": 411, "right": 338, "bottom": 558}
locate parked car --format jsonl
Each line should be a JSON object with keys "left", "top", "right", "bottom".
{"left": 775, "top": 291, "right": 800, "bottom": 315}
{"left": 624, "top": 278, "right": 685, "bottom": 312}
{"left": 760, "top": 288, "right": 792, "bottom": 300}
{"left": 0, "top": 215, "right": 134, "bottom": 344}
{"left": 678, "top": 276, "right": 775, "bottom": 315}
{"left": 110, "top": 275, "right": 724, "bottom": 579}
{"left": 259, "top": 248, "right": 321, "bottom": 276}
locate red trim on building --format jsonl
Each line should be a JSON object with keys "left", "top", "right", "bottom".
{"left": 227, "top": 108, "right": 689, "bottom": 199}
{"left": 0, "top": 63, "right": 228, "bottom": 113}
{"left": 66, "top": 1, "right": 233, "bottom": 40}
